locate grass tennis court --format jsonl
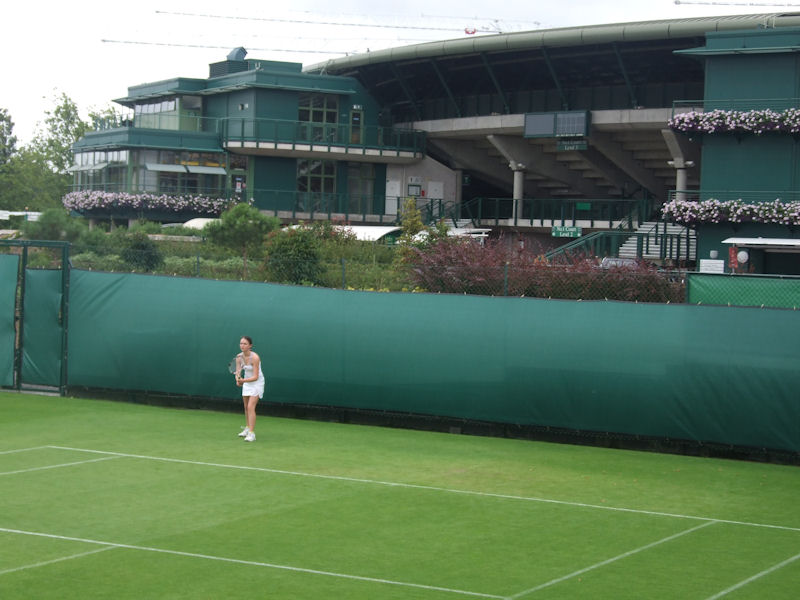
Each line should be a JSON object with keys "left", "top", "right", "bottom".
{"left": 1, "top": 392, "right": 798, "bottom": 599}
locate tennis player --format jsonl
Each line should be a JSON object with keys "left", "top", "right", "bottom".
{"left": 235, "top": 336, "right": 265, "bottom": 442}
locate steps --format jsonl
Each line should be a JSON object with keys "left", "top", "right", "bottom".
{"left": 618, "top": 221, "right": 696, "bottom": 262}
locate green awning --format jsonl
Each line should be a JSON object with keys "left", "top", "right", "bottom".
{"left": 68, "top": 163, "right": 108, "bottom": 172}
{"left": 145, "top": 163, "right": 188, "bottom": 173}
{"left": 186, "top": 165, "right": 226, "bottom": 175}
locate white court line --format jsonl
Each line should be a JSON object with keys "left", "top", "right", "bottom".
{"left": 0, "top": 546, "right": 115, "bottom": 576}
{"left": 0, "top": 527, "right": 505, "bottom": 599}
{"left": 703, "top": 551, "right": 800, "bottom": 600}
{"left": 48, "top": 445, "right": 800, "bottom": 533}
{"left": 509, "top": 521, "right": 716, "bottom": 598}
{"left": 0, "top": 446, "right": 51, "bottom": 455}
{"left": 0, "top": 456, "right": 120, "bottom": 476}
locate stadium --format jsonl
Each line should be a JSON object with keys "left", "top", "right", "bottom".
{"left": 1, "top": 12, "right": 799, "bottom": 599}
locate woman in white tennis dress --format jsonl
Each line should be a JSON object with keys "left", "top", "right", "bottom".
{"left": 235, "top": 336, "right": 265, "bottom": 442}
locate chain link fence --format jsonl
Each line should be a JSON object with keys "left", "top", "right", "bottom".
{"left": 11, "top": 241, "right": 799, "bottom": 307}
{"left": 687, "top": 273, "right": 800, "bottom": 309}
{"left": 45, "top": 242, "right": 686, "bottom": 303}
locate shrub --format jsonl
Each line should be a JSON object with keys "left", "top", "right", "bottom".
{"left": 405, "top": 238, "right": 684, "bottom": 303}
{"left": 21, "top": 208, "right": 86, "bottom": 242}
{"left": 120, "top": 232, "right": 164, "bottom": 272}
{"left": 264, "top": 227, "right": 322, "bottom": 285}
{"left": 71, "top": 252, "right": 127, "bottom": 272}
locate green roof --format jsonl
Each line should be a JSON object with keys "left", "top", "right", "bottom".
{"left": 305, "top": 13, "right": 800, "bottom": 73}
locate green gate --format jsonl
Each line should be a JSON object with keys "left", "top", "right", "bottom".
{"left": 0, "top": 241, "right": 70, "bottom": 394}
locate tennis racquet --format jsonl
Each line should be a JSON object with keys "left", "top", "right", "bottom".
{"left": 228, "top": 356, "right": 243, "bottom": 379}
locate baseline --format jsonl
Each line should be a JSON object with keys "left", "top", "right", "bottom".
{"left": 0, "top": 527, "right": 504, "bottom": 599}
{"left": 48, "top": 445, "right": 800, "bottom": 533}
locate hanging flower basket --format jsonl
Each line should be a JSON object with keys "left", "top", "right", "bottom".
{"left": 63, "top": 191, "right": 234, "bottom": 217}
{"left": 668, "top": 108, "right": 800, "bottom": 136}
{"left": 661, "top": 198, "right": 800, "bottom": 226}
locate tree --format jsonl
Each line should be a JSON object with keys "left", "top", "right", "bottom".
{"left": 88, "top": 104, "right": 130, "bottom": 131}
{"left": 30, "top": 92, "right": 90, "bottom": 174}
{"left": 204, "top": 203, "right": 280, "bottom": 277}
{"left": 0, "top": 147, "right": 68, "bottom": 211}
{"left": 0, "top": 108, "right": 17, "bottom": 168}
{"left": 394, "top": 198, "right": 450, "bottom": 264}
{"left": 0, "top": 95, "right": 89, "bottom": 212}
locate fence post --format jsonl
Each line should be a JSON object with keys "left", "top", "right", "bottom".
{"left": 341, "top": 258, "right": 346, "bottom": 289}
{"left": 503, "top": 262, "right": 509, "bottom": 296}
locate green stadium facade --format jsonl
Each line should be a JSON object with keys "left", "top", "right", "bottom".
{"left": 70, "top": 13, "right": 800, "bottom": 273}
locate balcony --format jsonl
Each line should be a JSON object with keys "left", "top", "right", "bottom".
{"left": 222, "top": 118, "right": 425, "bottom": 163}
{"left": 77, "top": 115, "right": 426, "bottom": 164}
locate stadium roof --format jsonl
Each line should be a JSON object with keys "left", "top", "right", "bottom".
{"left": 305, "top": 14, "right": 800, "bottom": 205}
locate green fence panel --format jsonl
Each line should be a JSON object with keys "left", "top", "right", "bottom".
{"left": 21, "top": 269, "right": 63, "bottom": 386}
{"left": 67, "top": 270, "right": 252, "bottom": 399}
{"left": 0, "top": 255, "right": 19, "bottom": 387}
{"left": 66, "top": 269, "right": 800, "bottom": 453}
{"left": 688, "top": 273, "right": 800, "bottom": 309}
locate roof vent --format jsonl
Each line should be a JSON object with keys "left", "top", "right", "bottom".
{"left": 227, "top": 47, "right": 247, "bottom": 61}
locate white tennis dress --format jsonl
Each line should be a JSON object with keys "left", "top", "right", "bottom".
{"left": 240, "top": 353, "right": 265, "bottom": 398}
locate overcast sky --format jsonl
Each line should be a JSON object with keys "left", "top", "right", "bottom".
{"left": 2, "top": 0, "right": 792, "bottom": 144}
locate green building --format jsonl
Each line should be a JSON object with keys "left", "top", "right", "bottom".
{"left": 667, "top": 27, "right": 800, "bottom": 275}
{"left": 68, "top": 48, "right": 425, "bottom": 224}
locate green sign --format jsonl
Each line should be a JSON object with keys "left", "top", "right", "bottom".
{"left": 557, "top": 140, "right": 587, "bottom": 152}
{"left": 552, "top": 226, "right": 582, "bottom": 238}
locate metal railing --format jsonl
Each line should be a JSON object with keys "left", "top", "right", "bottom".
{"left": 222, "top": 118, "right": 426, "bottom": 155}
{"left": 63, "top": 186, "right": 447, "bottom": 224}
{"left": 672, "top": 99, "right": 800, "bottom": 116}
{"left": 457, "top": 197, "right": 646, "bottom": 229}
{"left": 83, "top": 114, "right": 426, "bottom": 156}
{"left": 544, "top": 228, "right": 696, "bottom": 264}
{"left": 668, "top": 189, "right": 800, "bottom": 203}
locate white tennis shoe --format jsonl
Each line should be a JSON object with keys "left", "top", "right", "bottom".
{"left": 244, "top": 431, "right": 256, "bottom": 442}
{"left": 238, "top": 428, "right": 249, "bottom": 437}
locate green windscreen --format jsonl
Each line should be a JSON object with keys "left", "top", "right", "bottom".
{"left": 21, "top": 269, "right": 63, "bottom": 386}
{"left": 0, "top": 255, "right": 19, "bottom": 387}
{"left": 65, "top": 269, "right": 800, "bottom": 453}
{"left": 688, "top": 273, "right": 800, "bottom": 309}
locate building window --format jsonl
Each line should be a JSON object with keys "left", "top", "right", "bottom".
{"left": 298, "top": 93, "right": 339, "bottom": 142}
{"left": 347, "top": 162, "right": 375, "bottom": 213}
{"left": 298, "top": 93, "right": 338, "bottom": 124}
{"left": 297, "top": 159, "right": 336, "bottom": 212}
{"left": 127, "top": 150, "right": 227, "bottom": 196}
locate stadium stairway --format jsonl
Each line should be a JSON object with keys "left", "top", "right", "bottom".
{"left": 618, "top": 221, "right": 696, "bottom": 263}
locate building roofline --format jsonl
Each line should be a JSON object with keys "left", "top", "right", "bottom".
{"left": 304, "top": 13, "right": 800, "bottom": 73}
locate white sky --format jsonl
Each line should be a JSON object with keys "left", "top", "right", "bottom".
{"left": 1, "top": 0, "right": 791, "bottom": 144}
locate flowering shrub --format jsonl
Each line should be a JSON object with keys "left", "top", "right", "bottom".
{"left": 668, "top": 108, "right": 800, "bottom": 135}
{"left": 402, "top": 237, "right": 683, "bottom": 302}
{"left": 62, "top": 191, "right": 233, "bottom": 216}
{"left": 661, "top": 198, "right": 800, "bottom": 226}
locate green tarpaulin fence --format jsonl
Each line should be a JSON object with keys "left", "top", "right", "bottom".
{"left": 0, "top": 255, "right": 18, "bottom": 387}
{"left": 61, "top": 269, "right": 800, "bottom": 453}
{"left": 688, "top": 272, "right": 800, "bottom": 309}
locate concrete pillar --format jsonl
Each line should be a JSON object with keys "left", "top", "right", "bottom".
{"left": 510, "top": 161, "right": 526, "bottom": 222}
{"left": 675, "top": 168, "right": 687, "bottom": 203}
{"left": 667, "top": 158, "right": 694, "bottom": 203}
